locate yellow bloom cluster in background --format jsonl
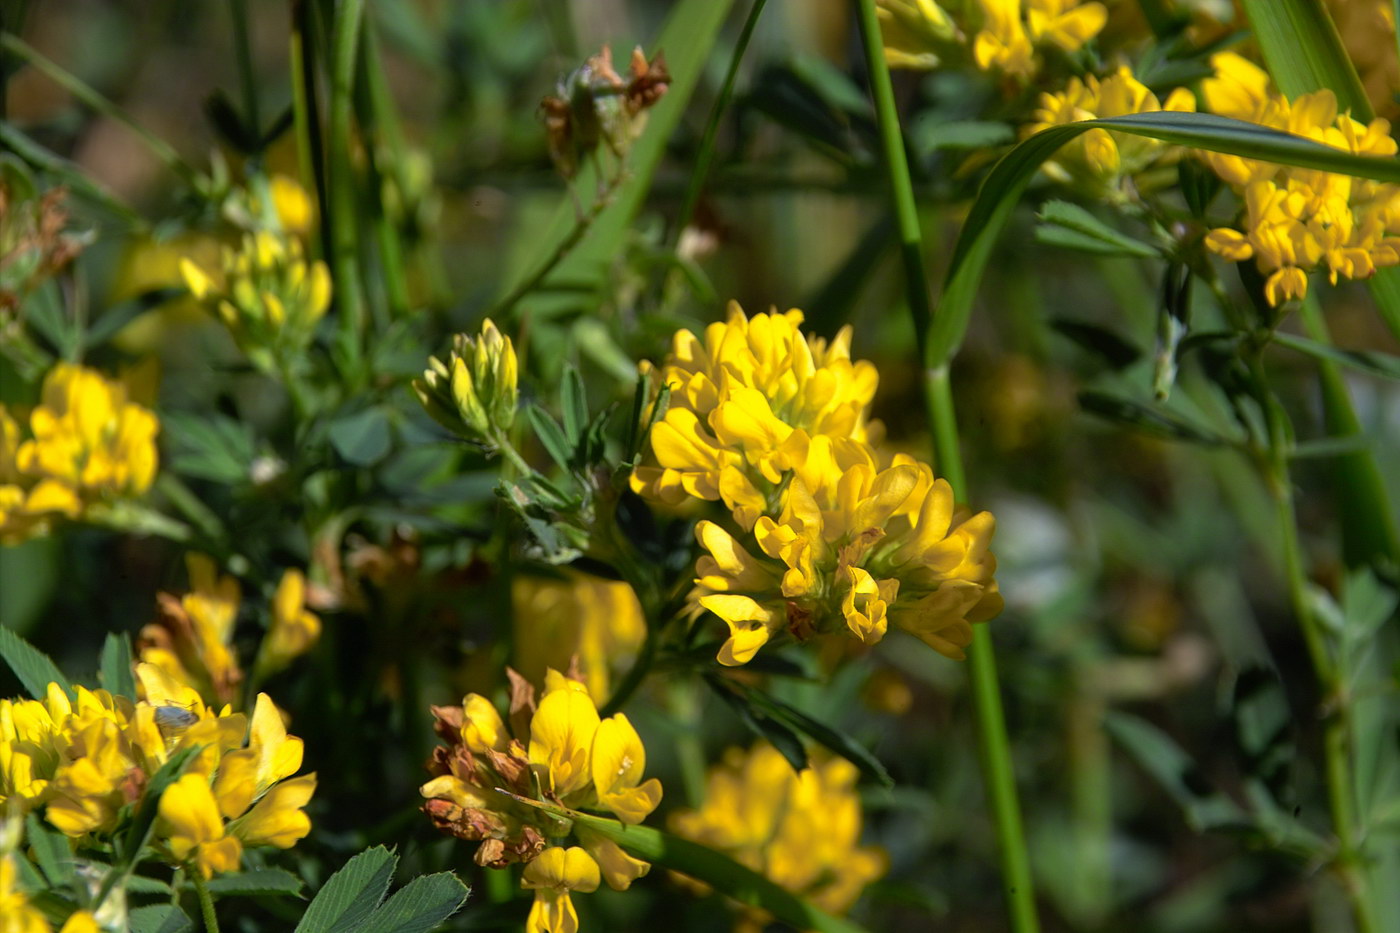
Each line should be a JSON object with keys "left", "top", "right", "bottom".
{"left": 633, "top": 304, "right": 1001, "bottom": 666}
{"left": 1026, "top": 66, "right": 1196, "bottom": 199}
{"left": 0, "top": 363, "right": 159, "bottom": 543}
{"left": 512, "top": 570, "right": 646, "bottom": 705}
{"left": 421, "top": 669, "right": 662, "bottom": 933}
{"left": 415, "top": 318, "right": 519, "bottom": 446}
{"left": 0, "top": 665, "right": 315, "bottom": 880}
{"left": 878, "top": 0, "right": 1107, "bottom": 79}
{"left": 670, "top": 742, "right": 887, "bottom": 922}
{"left": 180, "top": 231, "right": 330, "bottom": 370}
{"left": 1199, "top": 52, "right": 1400, "bottom": 306}
{"left": 1326, "top": 0, "right": 1400, "bottom": 120}
{"left": 138, "top": 556, "right": 321, "bottom": 710}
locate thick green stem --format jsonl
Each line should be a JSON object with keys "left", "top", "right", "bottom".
{"left": 672, "top": 0, "right": 768, "bottom": 245}
{"left": 855, "top": 4, "right": 1040, "bottom": 931}
{"left": 291, "top": 0, "right": 330, "bottom": 262}
{"left": 327, "top": 0, "right": 367, "bottom": 379}
{"left": 190, "top": 868, "right": 220, "bottom": 933}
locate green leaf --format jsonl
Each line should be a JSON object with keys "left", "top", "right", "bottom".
{"left": 560, "top": 365, "right": 587, "bottom": 446}
{"left": 205, "top": 868, "right": 306, "bottom": 898}
{"left": 910, "top": 117, "right": 1014, "bottom": 156}
{"left": 125, "top": 875, "right": 175, "bottom": 895}
{"left": 357, "top": 873, "right": 470, "bottom": 933}
{"left": 1035, "top": 200, "right": 1159, "bottom": 259}
{"left": 1272, "top": 331, "right": 1400, "bottom": 381}
{"left": 163, "top": 412, "right": 256, "bottom": 485}
{"left": 527, "top": 404, "right": 574, "bottom": 472}
{"left": 1105, "top": 712, "right": 1251, "bottom": 833}
{"left": 0, "top": 625, "right": 73, "bottom": 701}
{"left": 1050, "top": 319, "right": 1143, "bottom": 369}
{"left": 83, "top": 288, "right": 184, "bottom": 350}
{"left": 1077, "top": 390, "right": 1231, "bottom": 446}
{"left": 928, "top": 110, "right": 1400, "bottom": 368}
{"left": 98, "top": 632, "right": 136, "bottom": 700}
{"left": 706, "top": 674, "right": 808, "bottom": 775}
{"left": 562, "top": 810, "right": 869, "bottom": 933}
{"left": 129, "top": 905, "right": 195, "bottom": 933}
{"left": 719, "top": 678, "right": 894, "bottom": 788}
{"left": 118, "top": 744, "right": 205, "bottom": 865}
{"left": 328, "top": 408, "right": 394, "bottom": 467}
{"left": 26, "top": 812, "right": 76, "bottom": 888}
{"left": 293, "top": 846, "right": 397, "bottom": 933}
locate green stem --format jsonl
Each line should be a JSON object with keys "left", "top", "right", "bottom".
{"left": 327, "top": 0, "right": 367, "bottom": 380}
{"left": 228, "top": 0, "right": 259, "bottom": 139}
{"left": 855, "top": 4, "right": 1040, "bottom": 932}
{"left": 291, "top": 0, "right": 330, "bottom": 263}
{"left": 362, "top": 18, "right": 412, "bottom": 315}
{"left": 190, "top": 868, "right": 220, "bottom": 933}
{"left": 0, "top": 33, "right": 200, "bottom": 187}
{"left": 672, "top": 0, "right": 768, "bottom": 245}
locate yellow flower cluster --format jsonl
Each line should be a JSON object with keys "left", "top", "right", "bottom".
{"left": 878, "top": 0, "right": 1107, "bottom": 79}
{"left": 421, "top": 669, "right": 662, "bottom": 933}
{"left": 0, "top": 665, "right": 315, "bottom": 880}
{"left": 180, "top": 231, "right": 330, "bottom": 368}
{"left": 670, "top": 742, "right": 887, "bottom": 920}
{"left": 414, "top": 319, "right": 519, "bottom": 444}
{"left": 1199, "top": 53, "right": 1400, "bottom": 306}
{"left": 1026, "top": 66, "right": 1196, "bottom": 198}
{"left": 512, "top": 570, "right": 646, "bottom": 705}
{"left": 633, "top": 303, "right": 1001, "bottom": 666}
{"left": 138, "top": 556, "right": 322, "bottom": 710}
{"left": 0, "top": 363, "right": 159, "bottom": 543}
{"left": 0, "top": 853, "right": 97, "bottom": 933}
{"left": 1326, "top": 0, "right": 1399, "bottom": 120}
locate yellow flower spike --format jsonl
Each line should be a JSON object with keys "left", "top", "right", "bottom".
{"left": 522, "top": 847, "right": 600, "bottom": 933}
{"left": 528, "top": 683, "right": 600, "bottom": 798}
{"left": 230, "top": 772, "right": 316, "bottom": 848}
{"left": 590, "top": 713, "right": 662, "bottom": 824}
{"left": 449, "top": 355, "right": 488, "bottom": 435}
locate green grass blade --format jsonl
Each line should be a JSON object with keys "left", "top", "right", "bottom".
{"left": 1238, "top": 0, "right": 1370, "bottom": 118}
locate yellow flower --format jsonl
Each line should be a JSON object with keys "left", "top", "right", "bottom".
{"left": 1025, "top": 65, "right": 1196, "bottom": 197}
{"left": 522, "top": 847, "right": 599, "bottom": 933}
{"left": 590, "top": 713, "right": 662, "bottom": 824}
{"left": 180, "top": 231, "right": 330, "bottom": 370}
{"left": 528, "top": 682, "right": 601, "bottom": 799}
{"left": 1327, "top": 0, "right": 1400, "bottom": 120}
{"left": 0, "top": 363, "right": 159, "bottom": 543}
{"left": 1198, "top": 60, "right": 1400, "bottom": 305}
{"left": 270, "top": 174, "right": 315, "bottom": 237}
{"left": 512, "top": 571, "right": 646, "bottom": 704}
{"left": 138, "top": 553, "right": 244, "bottom": 708}
{"left": 632, "top": 302, "right": 879, "bottom": 528}
{"left": 157, "top": 773, "right": 244, "bottom": 879}
{"left": 876, "top": 0, "right": 959, "bottom": 69}
{"left": 414, "top": 319, "right": 519, "bottom": 443}
{"left": 255, "top": 569, "right": 322, "bottom": 677}
{"left": 696, "top": 442, "right": 1001, "bottom": 665}
{"left": 670, "top": 742, "right": 886, "bottom": 920}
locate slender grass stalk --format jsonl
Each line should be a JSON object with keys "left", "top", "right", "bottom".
{"left": 853, "top": 3, "right": 1040, "bottom": 931}
{"left": 228, "top": 0, "right": 259, "bottom": 139}
{"left": 0, "top": 33, "right": 200, "bottom": 187}
{"left": 327, "top": 0, "right": 367, "bottom": 379}
{"left": 672, "top": 0, "right": 769, "bottom": 246}
{"left": 291, "top": 0, "right": 330, "bottom": 263}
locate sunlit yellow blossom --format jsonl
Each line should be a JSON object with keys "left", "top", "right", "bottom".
{"left": 512, "top": 571, "right": 646, "bottom": 704}
{"left": 696, "top": 440, "right": 1001, "bottom": 665}
{"left": 422, "top": 670, "right": 664, "bottom": 923}
{"left": 1025, "top": 65, "right": 1196, "bottom": 198}
{"left": 270, "top": 174, "right": 315, "bottom": 237}
{"left": 157, "top": 773, "right": 244, "bottom": 878}
{"left": 1198, "top": 57, "right": 1400, "bottom": 305}
{"left": 522, "top": 847, "right": 599, "bottom": 933}
{"left": 180, "top": 230, "right": 330, "bottom": 371}
{"left": 255, "top": 569, "right": 323, "bottom": 677}
{"left": 0, "top": 363, "right": 159, "bottom": 543}
{"left": 877, "top": 0, "right": 1105, "bottom": 79}
{"left": 671, "top": 742, "right": 887, "bottom": 920}
{"left": 632, "top": 302, "right": 879, "bottom": 529}
{"left": 414, "top": 319, "right": 519, "bottom": 443}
